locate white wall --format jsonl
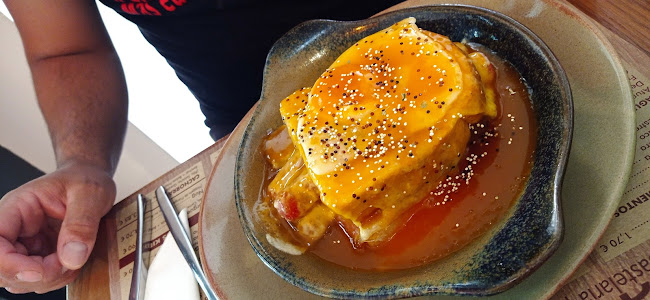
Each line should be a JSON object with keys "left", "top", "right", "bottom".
{"left": 0, "top": 13, "right": 178, "bottom": 201}
{"left": 96, "top": 5, "right": 214, "bottom": 163}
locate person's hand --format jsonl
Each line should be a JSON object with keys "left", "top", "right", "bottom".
{"left": 0, "top": 162, "right": 115, "bottom": 294}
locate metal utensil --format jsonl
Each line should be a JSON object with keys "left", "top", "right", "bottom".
{"left": 155, "top": 186, "right": 219, "bottom": 300}
{"left": 128, "top": 194, "right": 147, "bottom": 300}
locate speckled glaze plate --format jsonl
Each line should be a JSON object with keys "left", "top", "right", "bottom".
{"left": 198, "top": 0, "right": 634, "bottom": 299}
{"left": 235, "top": 3, "right": 572, "bottom": 299}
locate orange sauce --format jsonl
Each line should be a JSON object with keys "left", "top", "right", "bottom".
{"left": 261, "top": 45, "right": 536, "bottom": 270}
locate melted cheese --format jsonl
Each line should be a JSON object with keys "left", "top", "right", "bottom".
{"left": 277, "top": 18, "right": 496, "bottom": 243}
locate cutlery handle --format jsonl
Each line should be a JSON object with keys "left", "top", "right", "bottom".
{"left": 155, "top": 186, "right": 219, "bottom": 300}
{"left": 128, "top": 194, "right": 147, "bottom": 300}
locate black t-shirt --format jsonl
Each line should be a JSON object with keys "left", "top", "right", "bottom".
{"left": 97, "top": 0, "right": 403, "bottom": 140}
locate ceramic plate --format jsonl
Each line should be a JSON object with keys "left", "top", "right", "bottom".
{"left": 235, "top": 4, "right": 572, "bottom": 298}
{"left": 198, "top": 0, "right": 634, "bottom": 299}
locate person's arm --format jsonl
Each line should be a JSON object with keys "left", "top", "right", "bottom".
{"left": 0, "top": 0, "right": 127, "bottom": 293}
{"left": 9, "top": 0, "right": 127, "bottom": 172}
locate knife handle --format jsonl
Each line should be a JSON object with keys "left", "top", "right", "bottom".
{"left": 155, "top": 186, "right": 219, "bottom": 300}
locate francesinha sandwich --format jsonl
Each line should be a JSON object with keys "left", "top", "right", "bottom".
{"left": 264, "top": 18, "right": 498, "bottom": 253}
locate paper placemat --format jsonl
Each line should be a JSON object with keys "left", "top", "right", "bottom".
{"left": 105, "top": 137, "right": 226, "bottom": 300}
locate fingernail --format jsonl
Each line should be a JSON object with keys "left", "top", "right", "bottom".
{"left": 16, "top": 271, "right": 42, "bottom": 282}
{"left": 61, "top": 241, "right": 88, "bottom": 269}
{"left": 61, "top": 266, "right": 69, "bottom": 275}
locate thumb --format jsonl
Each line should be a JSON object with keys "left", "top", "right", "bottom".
{"left": 57, "top": 182, "right": 114, "bottom": 270}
